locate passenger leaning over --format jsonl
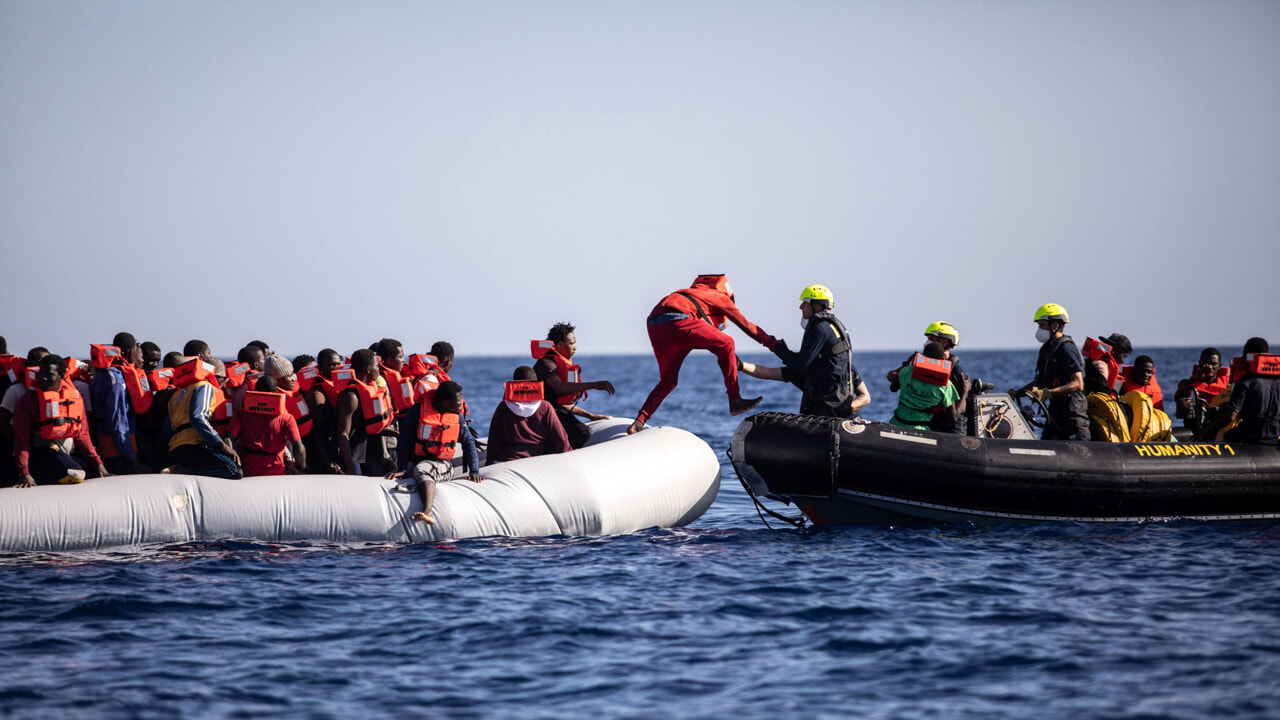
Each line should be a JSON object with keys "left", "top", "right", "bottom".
{"left": 487, "top": 366, "right": 571, "bottom": 465}
{"left": 12, "top": 354, "right": 109, "bottom": 487}
{"left": 739, "top": 284, "right": 870, "bottom": 419}
{"left": 890, "top": 342, "right": 961, "bottom": 431}
{"left": 1174, "top": 347, "right": 1230, "bottom": 430}
{"left": 88, "top": 332, "right": 152, "bottom": 475}
{"left": 886, "top": 321, "right": 967, "bottom": 432}
{"left": 1013, "top": 303, "right": 1089, "bottom": 441}
{"left": 335, "top": 349, "right": 393, "bottom": 476}
{"left": 1082, "top": 333, "right": 1131, "bottom": 396}
{"left": 231, "top": 375, "right": 306, "bottom": 477}
{"left": 163, "top": 356, "right": 242, "bottom": 479}
{"left": 1119, "top": 355, "right": 1163, "bottom": 410}
{"left": 534, "top": 322, "right": 616, "bottom": 449}
{"left": 1199, "top": 337, "right": 1280, "bottom": 445}
{"left": 388, "top": 380, "right": 481, "bottom": 526}
{"left": 628, "top": 274, "right": 777, "bottom": 434}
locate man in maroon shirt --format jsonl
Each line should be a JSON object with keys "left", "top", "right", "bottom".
{"left": 13, "top": 354, "right": 109, "bottom": 487}
{"left": 486, "top": 367, "right": 571, "bottom": 465}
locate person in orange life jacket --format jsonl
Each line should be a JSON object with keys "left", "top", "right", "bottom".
{"left": 230, "top": 344, "right": 267, "bottom": 416}
{"left": 88, "top": 331, "right": 152, "bottom": 476}
{"left": 884, "top": 321, "right": 968, "bottom": 432}
{"left": 1174, "top": 347, "right": 1230, "bottom": 430}
{"left": 144, "top": 351, "right": 185, "bottom": 472}
{"left": 335, "top": 349, "right": 394, "bottom": 476}
{"left": 487, "top": 366, "right": 571, "bottom": 465}
{"left": 374, "top": 337, "right": 413, "bottom": 459}
{"left": 1119, "top": 355, "right": 1163, "bottom": 410}
{"left": 0, "top": 346, "right": 50, "bottom": 451}
{"left": 304, "top": 348, "right": 345, "bottom": 474}
{"left": 162, "top": 355, "right": 242, "bottom": 479}
{"left": 739, "top": 285, "right": 871, "bottom": 420}
{"left": 1012, "top": 304, "right": 1089, "bottom": 441}
{"left": 183, "top": 339, "right": 215, "bottom": 365}
{"left": 231, "top": 375, "right": 306, "bottom": 477}
{"left": 1199, "top": 337, "right": 1280, "bottom": 444}
{"left": 628, "top": 274, "right": 776, "bottom": 434}
{"left": 13, "top": 354, "right": 109, "bottom": 488}
{"left": 387, "top": 380, "right": 481, "bottom": 526}
{"left": 140, "top": 342, "right": 162, "bottom": 374}
{"left": 889, "top": 342, "right": 962, "bottom": 431}
{"left": 1083, "top": 333, "right": 1131, "bottom": 396}
{"left": 534, "top": 323, "right": 616, "bottom": 450}
{"left": 262, "top": 353, "right": 311, "bottom": 460}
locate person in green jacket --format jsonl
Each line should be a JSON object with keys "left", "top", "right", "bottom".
{"left": 890, "top": 342, "right": 960, "bottom": 431}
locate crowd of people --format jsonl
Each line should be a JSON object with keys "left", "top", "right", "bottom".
{"left": 3, "top": 275, "right": 1277, "bottom": 520}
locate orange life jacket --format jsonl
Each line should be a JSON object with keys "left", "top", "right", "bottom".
{"left": 243, "top": 390, "right": 286, "bottom": 416}
{"left": 1083, "top": 337, "right": 1121, "bottom": 390}
{"left": 224, "top": 362, "right": 253, "bottom": 389}
{"left": 1120, "top": 366, "right": 1164, "bottom": 410}
{"left": 283, "top": 386, "right": 313, "bottom": 437}
{"left": 537, "top": 348, "right": 583, "bottom": 405}
{"left": 1188, "top": 366, "right": 1230, "bottom": 404}
{"left": 414, "top": 390, "right": 461, "bottom": 460}
{"left": 503, "top": 380, "right": 544, "bottom": 403}
{"left": 211, "top": 384, "right": 233, "bottom": 436}
{"left": 297, "top": 364, "right": 321, "bottom": 392}
{"left": 381, "top": 365, "right": 416, "bottom": 413}
{"left": 25, "top": 366, "right": 39, "bottom": 388}
{"left": 90, "top": 344, "right": 122, "bottom": 369}
{"left": 328, "top": 367, "right": 355, "bottom": 404}
{"left": 0, "top": 355, "right": 23, "bottom": 385}
{"left": 1245, "top": 353, "right": 1280, "bottom": 377}
{"left": 36, "top": 380, "right": 86, "bottom": 441}
{"left": 347, "top": 377, "right": 392, "bottom": 435}
{"left": 111, "top": 358, "right": 154, "bottom": 414}
{"left": 64, "top": 357, "right": 92, "bottom": 384}
{"left": 910, "top": 353, "right": 952, "bottom": 386}
{"left": 149, "top": 367, "right": 175, "bottom": 392}
{"left": 402, "top": 353, "right": 439, "bottom": 380}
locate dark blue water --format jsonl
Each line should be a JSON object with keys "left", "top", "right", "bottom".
{"left": 5, "top": 347, "right": 1280, "bottom": 719}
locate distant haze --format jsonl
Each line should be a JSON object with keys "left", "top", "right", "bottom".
{"left": 3, "top": 1, "right": 1277, "bottom": 359}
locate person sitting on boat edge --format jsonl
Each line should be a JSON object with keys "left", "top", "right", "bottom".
{"left": 1011, "top": 303, "right": 1089, "bottom": 441}
{"left": 486, "top": 366, "right": 571, "bottom": 465}
{"left": 230, "top": 375, "right": 306, "bottom": 477}
{"left": 1083, "top": 333, "right": 1131, "bottom": 396}
{"left": 12, "top": 354, "right": 109, "bottom": 487}
{"left": 1119, "top": 355, "right": 1164, "bottom": 410}
{"left": 1174, "top": 347, "right": 1230, "bottom": 431}
{"left": 1198, "top": 337, "right": 1280, "bottom": 445}
{"left": 889, "top": 342, "right": 961, "bottom": 431}
{"left": 388, "top": 380, "right": 481, "bottom": 525}
{"left": 738, "top": 283, "right": 870, "bottom": 419}
{"left": 534, "top": 322, "right": 616, "bottom": 449}
{"left": 885, "top": 321, "right": 968, "bottom": 432}
{"left": 628, "top": 274, "right": 775, "bottom": 434}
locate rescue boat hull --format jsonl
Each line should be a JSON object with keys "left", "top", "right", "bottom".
{"left": 730, "top": 412, "right": 1280, "bottom": 525}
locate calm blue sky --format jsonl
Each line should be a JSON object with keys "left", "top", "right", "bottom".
{"left": 3, "top": 1, "right": 1277, "bottom": 360}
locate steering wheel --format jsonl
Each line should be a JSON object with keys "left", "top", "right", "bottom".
{"left": 1016, "top": 392, "right": 1050, "bottom": 430}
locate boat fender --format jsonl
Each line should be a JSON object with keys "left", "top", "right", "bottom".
{"left": 1087, "top": 392, "right": 1131, "bottom": 443}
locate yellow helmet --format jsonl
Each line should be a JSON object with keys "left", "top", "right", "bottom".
{"left": 924, "top": 321, "right": 959, "bottom": 347}
{"left": 1033, "top": 303, "right": 1069, "bottom": 324}
{"left": 800, "top": 284, "right": 835, "bottom": 308}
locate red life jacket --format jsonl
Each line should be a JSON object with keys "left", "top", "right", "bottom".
{"left": 25, "top": 366, "right": 38, "bottom": 388}
{"left": 381, "top": 365, "right": 416, "bottom": 413}
{"left": 347, "top": 377, "right": 392, "bottom": 435}
{"left": 243, "top": 390, "right": 286, "bottom": 416}
{"left": 503, "top": 380, "right": 544, "bottom": 403}
{"left": 36, "top": 380, "right": 86, "bottom": 441}
{"left": 1083, "top": 337, "right": 1121, "bottom": 390}
{"left": 414, "top": 390, "right": 461, "bottom": 460}
{"left": 1120, "top": 366, "right": 1164, "bottom": 410}
{"left": 910, "top": 353, "right": 952, "bottom": 386}
{"left": 402, "top": 354, "right": 439, "bottom": 380}
{"left": 283, "top": 386, "right": 313, "bottom": 437}
{"left": 538, "top": 348, "right": 583, "bottom": 405}
{"left": 1188, "top": 366, "right": 1231, "bottom": 403}
{"left": 0, "top": 355, "right": 23, "bottom": 386}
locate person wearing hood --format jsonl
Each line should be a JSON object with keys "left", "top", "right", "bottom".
{"left": 628, "top": 274, "right": 777, "bottom": 434}
{"left": 1012, "top": 303, "right": 1089, "bottom": 441}
{"left": 486, "top": 366, "right": 570, "bottom": 465}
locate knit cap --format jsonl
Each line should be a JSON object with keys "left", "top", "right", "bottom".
{"left": 265, "top": 354, "right": 293, "bottom": 380}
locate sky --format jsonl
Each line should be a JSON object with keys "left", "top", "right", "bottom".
{"left": 2, "top": 1, "right": 1277, "bottom": 360}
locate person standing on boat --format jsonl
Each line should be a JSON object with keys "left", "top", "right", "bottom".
{"left": 885, "top": 321, "right": 968, "bottom": 432}
{"left": 1013, "top": 303, "right": 1089, "bottom": 441}
{"left": 1199, "top": 337, "right": 1280, "bottom": 445}
{"left": 486, "top": 366, "right": 571, "bottom": 465}
{"left": 627, "top": 274, "right": 776, "bottom": 434}
{"left": 889, "top": 342, "right": 961, "bottom": 431}
{"left": 738, "top": 284, "right": 870, "bottom": 419}
{"left": 534, "top": 322, "right": 616, "bottom": 449}
{"left": 388, "top": 380, "right": 481, "bottom": 525}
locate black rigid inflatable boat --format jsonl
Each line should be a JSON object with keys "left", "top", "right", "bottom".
{"left": 729, "top": 391, "right": 1280, "bottom": 526}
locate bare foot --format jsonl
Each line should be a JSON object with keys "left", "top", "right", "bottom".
{"left": 411, "top": 511, "right": 436, "bottom": 525}
{"left": 626, "top": 419, "right": 645, "bottom": 435}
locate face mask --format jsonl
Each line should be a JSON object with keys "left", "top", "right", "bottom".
{"left": 800, "top": 318, "right": 809, "bottom": 330}
{"left": 1035, "top": 328, "right": 1052, "bottom": 344}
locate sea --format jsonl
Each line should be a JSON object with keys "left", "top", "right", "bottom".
{"left": 4, "top": 346, "right": 1279, "bottom": 719}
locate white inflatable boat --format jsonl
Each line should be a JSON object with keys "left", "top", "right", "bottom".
{"left": 0, "top": 419, "right": 720, "bottom": 553}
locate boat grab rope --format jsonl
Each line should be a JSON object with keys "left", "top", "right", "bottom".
{"left": 726, "top": 447, "right": 807, "bottom": 530}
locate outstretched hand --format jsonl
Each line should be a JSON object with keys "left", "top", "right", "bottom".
{"left": 593, "top": 380, "right": 616, "bottom": 395}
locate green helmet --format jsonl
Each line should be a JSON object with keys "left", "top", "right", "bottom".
{"left": 1033, "top": 303, "right": 1069, "bottom": 324}
{"left": 799, "top": 284, "right": 835, "bottom": 308}
{"left": 924, "top": 321, "right": 959, "bottom": 347}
